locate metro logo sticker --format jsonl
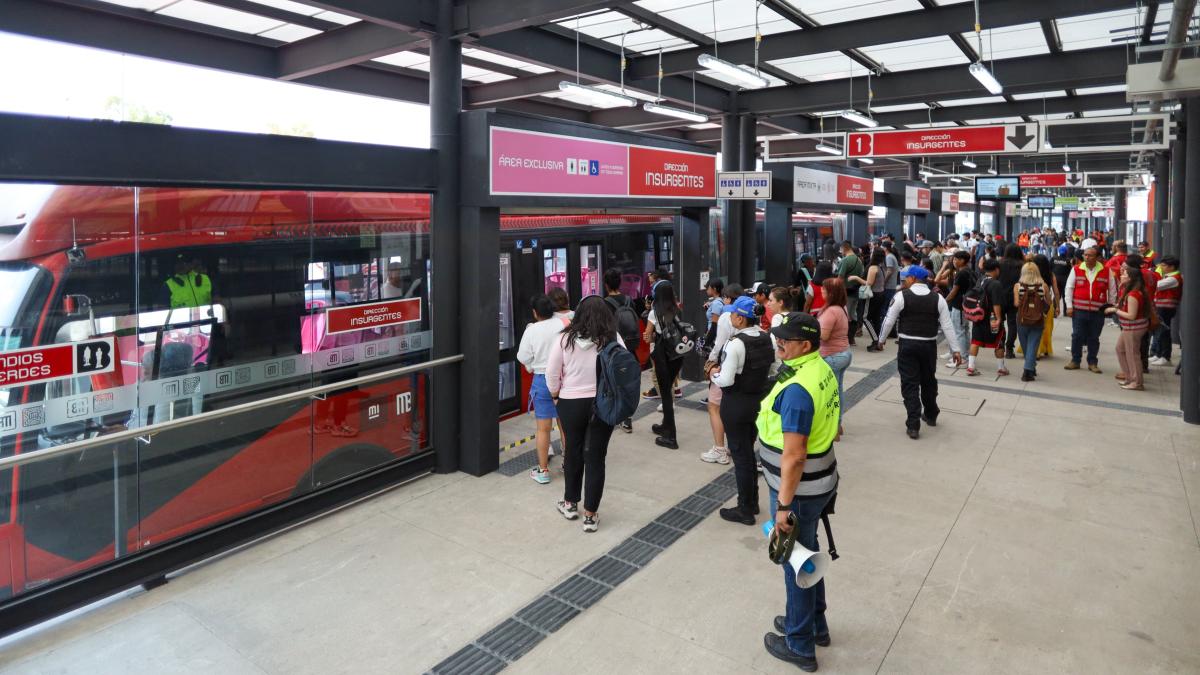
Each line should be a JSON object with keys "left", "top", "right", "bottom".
{"left": 327, "top": 298, "right": 422, "bottom": 335}
{"left": 0, "top": 338, "right": 115, "bottom": 388}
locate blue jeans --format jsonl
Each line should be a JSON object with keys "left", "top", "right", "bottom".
{"left": 822, "top": 350, "right": 852, "bottom": 410}
{"left": 1015, "top": 322, "right": 1044, "bottom": 374}
{"left": 1070, "top": 309, "right": 1105, "bottom": 366}
{"left": 769, "top": 486, "right": 834, "bottom": 658}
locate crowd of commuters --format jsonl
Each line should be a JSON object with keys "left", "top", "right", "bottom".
{"left": 512, "top": 225, "right": 1181, "bottom": 671}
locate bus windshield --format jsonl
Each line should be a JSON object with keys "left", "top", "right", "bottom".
{"left": 0, "top": 262, "right": 46, "bottom": 353}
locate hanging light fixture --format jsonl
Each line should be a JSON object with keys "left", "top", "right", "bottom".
{"left": 950, "top": 176, "right": 963, "bottom": 183}
{"left": 644, "top": 47, "right": 710, "bottom": 123}
{"left": 987, "top": 155, "right": 998, "bottom": 175}
{"left": 815, "top": 142, "right": 843, "bottom": 155}
{"left": 962, "top": 157, "right": 977, "bottom": 169}
{"left": 858, "top": 157, "right": 875, "bottom": 165}
{"left": 967, "top": 1, "right": 1003, "bottom": 94}
{"left": 558, "top": 17, "right": 636, "bottom": 107}
{"left": 839, "top": 109, "right": 879, "bottom": 128}
{"left": 695, "top": 0, "right": 770, "bottom": 89}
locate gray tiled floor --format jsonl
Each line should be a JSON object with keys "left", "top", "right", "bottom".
{"left": 1, "top": 326, "right": 1196, "bottom": 674}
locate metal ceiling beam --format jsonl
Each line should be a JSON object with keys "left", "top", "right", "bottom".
{"left": 286, "top": 0, "right": 436, "bottom": 33}
{"left": 464, "top": 71, "right": 569, "bottom": 105}
{"left": 760, "top": 0, "right": 883, "bottom": 73}
{"left": 454, "top": 0, "right": 636, "bottom": 38}
{"left": 873, "top": 92, "right": 1129, "bottom": 127}
{"left": 1140, "top": 2, "right": 1160, "bottom": 44}
{"left": 628, "top": 0, "right": 1131, "bottom": 80}
{"left": 474, "top": 27, "right": 730, "bottom": 111}
{"left": 202, "top": 0, "right": 339, "bottom": 31}
{"left": 615, "top": 4, "right": 713, "bottom": 47}
{"left": 276, "top": 21, "right": 426, "bottom": 80}
{"left": 738, "top": 46, "right": 1136, "bottom": 115}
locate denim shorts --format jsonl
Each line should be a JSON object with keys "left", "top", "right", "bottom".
{"left": 528, "top": 374, "right": 558, "bottom": 420}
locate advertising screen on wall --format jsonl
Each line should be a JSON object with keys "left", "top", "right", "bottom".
{"left": 974, "top": 176, "right": 1021, "bottom": 201}
{"left": 1026, "top": 194, "right": 1056, "bottom": 209}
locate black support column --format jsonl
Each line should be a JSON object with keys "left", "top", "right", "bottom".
{"left": 1182, "top": 101, "right": 1200, "bottom": 424}
{"left": 763, "top": 199, "right": 792, "bottom": 286}
{"left": 1170, "top": 121, "right": 1186, "bottom": 256}
{"left": 739, "top": 114, "right": 758, "bottom": 283}
{"left": 1155, "top": 151, "right": 1170, "bottom": 250}
{"left": 430, "top": 0, "right": 463, "bottom": 474}
{"left": 1114, "top": 189, "right": 1127, "bottom": 244}
{"left": 678, "top": 207, "right": 707, "bottom": 382}
{"left": 721, "top": 111, "right": 740, "bottom": 284}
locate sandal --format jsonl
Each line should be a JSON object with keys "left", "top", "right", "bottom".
{"left": 1120, "top": 383, "right": 1144, "bottom": 391}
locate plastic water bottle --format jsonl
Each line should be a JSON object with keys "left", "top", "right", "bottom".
{"left": 763, "top": 520, "right": 774, "bottom": 538}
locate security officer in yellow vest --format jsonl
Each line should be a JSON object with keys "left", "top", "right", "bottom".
{"left": 159, "top": 254, "right": 213, "bottom": 309}
{"left": 758, "top": 312, "right": 840, "bottom": 672}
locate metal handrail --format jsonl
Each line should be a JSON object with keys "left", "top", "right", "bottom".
{"left": 0, "top": 354, "right": 464, "bottom": 472}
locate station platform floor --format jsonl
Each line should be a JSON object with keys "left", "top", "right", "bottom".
{"left": 1, "top": 322, "right": 1197, "bottom": 674}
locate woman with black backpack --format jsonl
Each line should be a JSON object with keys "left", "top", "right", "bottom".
{"left": 546, "top": 296, "right": 626, "bottom": 532}
{"left": 644, "top": 281, "right": 690, "bottom": 449}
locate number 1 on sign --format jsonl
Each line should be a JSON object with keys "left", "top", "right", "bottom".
{"left": 849, "top": 133, "right": 871, "bottom": 157}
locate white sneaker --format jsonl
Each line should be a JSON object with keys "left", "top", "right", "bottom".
{"left": 656, "top": 403, "right": 663, "bottom": 412}
{"left": 700, "top": 447, "right": 730, "bottom": 464}
{"left": 944, "top": 360, "right": 958, "bottom": 369}
{"left": 530, "top": 467, "right": 551, "bottom": 484}
{"left": 1149, "top": 356, "right": 1167, "bottom": 366}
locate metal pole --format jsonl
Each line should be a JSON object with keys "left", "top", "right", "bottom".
{"left": 430, "top": 0, "right": 463, "bottom": 472}
{"left": 1115, "top": 188, "right": 1127, "bottom": 243}
{"left": 1155, "top": 151, "right": 1170, "bottom": 250}
{"left": 1170, "top": 113, "right": 1186, "bottom": 256}
{"left": 1182, "top": 99, "right": 1200, "bottom": 423}
{"left": 739, "top": 114, "right": 758, "bottom": 283}
{"left": 721, "top": 109, "right": 740, "bottom": 283}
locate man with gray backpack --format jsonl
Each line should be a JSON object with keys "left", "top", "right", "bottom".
{"left": 604, "top": 268, "right": 641, "bottom": 433}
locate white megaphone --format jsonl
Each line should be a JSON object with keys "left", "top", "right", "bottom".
{"left": 764, "top": 519, "right": 831, "bottom": 589}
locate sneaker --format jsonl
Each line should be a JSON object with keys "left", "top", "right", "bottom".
{"left": 1064, "top": 362, "right": 1080, "bottom": 370}
{"left": 556, "top": 501, "right": 579, "bottom": 520}
{"left": 944, "top": 360, "right": 958, "bottom": 369}
{"left": 655, "top": 436, "right": 679, "bottom": 449}
{"left": 719, "top": 506, "right": 755, "bottom": 525}
{"left": 530, "top": 467, "right": 551, "bottom": 484}
{"left": 700, "top": 447, "right": 730, "bottom": 464}
{"left": 619, "top": 419, "right": 633, "bottom": 434}
{"left": 997, "top": 368, "right": 1010, "bottom": 376}
{"left": 582, "top": 514, "right": 598, "bottom": 532}
{"left": 656, "top": 403, "right": 663, "bottom": 413}
{"left": 642, "top": 387, "right": 660, "bottom": 400}
{"left": 1088, "top": 364, "right": 1103, "bottom": 374}
{"left": 673, "top": 388, "right": 683, "bottom": 398}
{"left": 1149, "top": 356, "right": 1167, "bottom": 366}
{"left": 966, "top": 368, "right": 980, "bottom": 377}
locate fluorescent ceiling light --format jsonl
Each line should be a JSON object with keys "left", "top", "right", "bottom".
{"left": 642, "top": 102, "right": 708, "bottom": 124}
{"left": 968, "top": 62, "right": 1003, "bottom": 95}
{"left": 987, "top": 167, "right": 998, "bottom": 175}
{"left": 857, "top": 157, "right": 875, "bottom": 165}
{"left": 918, "top": 169, "right": 934, "bottom": 178}
{"left": 950, "top": 176, "right": 963, "bottom": 183}
{"left": 558, "top": 81, "right": 636, "bottom": 107}
{"left": 961, "top": 159, "right": 977, "bottom": 168}
{"left": 697, "top": 53, "right": 770, "bottom": 90}
{"left": 1062, "top": 162, "right": 1071, "bottom": 172}
{"left": 839, "top": 109, "right": 878, "bottom": 128}
{"left": 814, "top": 142, "right": 842, "bottom": 155}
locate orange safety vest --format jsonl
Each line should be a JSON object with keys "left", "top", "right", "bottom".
{"left": 1072, "top": 263, "right": 1110, "bottom": 311}
{"left": 1155, "top": 270, "right": 1182, "bottom": 308}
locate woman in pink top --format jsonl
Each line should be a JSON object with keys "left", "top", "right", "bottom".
{"left": 546, "top": 296, "right": 623, "bottom": 532}
{"left": 816, "top": 278, "right": 852, "bottom": 414}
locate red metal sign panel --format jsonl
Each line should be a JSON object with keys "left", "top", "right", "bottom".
{"left": 0, "top": 338, "right": 115, "bottom": 388}
{"left": 628, "top": 147, "right": 715, "bottom": 198}
{"left": 846, "top": 123, "right": 1038, "bottom": 158}
{"left": 836, "top": 175, "right": 874, "bottom": 206}
{"left": 942, "top": 193, "right": 960, "bottom": 213}
{"left": 1019, "top": 173, "right": 1085, "bottom": 188}
{"left": 327, "top": 298, "right": 422, "bottom": 335}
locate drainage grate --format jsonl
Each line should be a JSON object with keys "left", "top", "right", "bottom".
{"left": 630, "top": 521, "right": 686, "bottom": 548}
{"left": 696, "top": 482, "right": 737, "bottom": 502}
{"left": 841, "top": 359, "right": 898, "bottom": 410}
{"left": 656, "top": 507, "right": 705, "bottom": 532}
{"left": 475, "top": 618, "right": 545, "bottom": 662}
{"left": 606, "top": 537, "right": 662, "bottom": 568}
{"left": 496, "top": 448, "right": 540, "bottom": 476}
{"left": 710, "top": 469, "right": 738, "bottom": 488}
{"left": 579, "top": 555, "right": 639, "bottom": 587}
{"left": 673, "top": 493, "right": 722, "bottom": 516}
{"left": 429, "top": 644, "right": 506, "bottom": 675}
{"left": 515, "top": 595, "right": 580, "bottom": 634}
{"left": 548, "top": 574, "right": 611, "bottom": 610}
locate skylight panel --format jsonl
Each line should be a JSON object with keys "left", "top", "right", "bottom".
{"left": 94, "top": 0, "right": 175, "bottom": 10}
{"left": 1081, "top": 108, "right": 1133, "bottom": 117}
{"left": 1058, "top": 8, "right": 1144, "bottom": 50}
{"left": 642, "top": 0, "right": 793, "bottom": 43}
{"left": 959, "top": 22, "right": 1049, "bottom": 59}
{"left": 1011, "top": 91, "right": 1068, "bottom": 101}
{"left": 466, "top": 72, "right": 514, "bottom": 84}
{"left": 785, "top": 0, "right": 924, "bottom": 24}
{"left": 157, "top": 0, "right": 283, "bottom": 34}
{"left": 259, "top": 23, "right": 322, "bottom": 42}
{"left": 311, "top": 10, "right": 357, "bottom": 25}
{"left": 462, "top": 48, "right": 553, "bottom": 74}
{"left": 372, "top": 52, "right": 428, "bottom": 69}
{"left": 859, "top": 36, "right": 969, "bottom": 72}
{"left": 243, "top": 0, "right": 322, "bottom": 16}
{"left": 1075, "top": 84, "right": 1127, "bottom": 95}
{"left": 767, "top": 51, "right": 859, "bottom": 82}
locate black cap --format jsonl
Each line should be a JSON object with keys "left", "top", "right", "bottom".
{"left": 769, "top": 311, "right": 821, "bottom": 342}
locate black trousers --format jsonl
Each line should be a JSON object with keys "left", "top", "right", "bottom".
{"left": 1003, "top": 305, "right": 1018, "bottom": 353}
{"left": 719, "top": 389, "right": 761, "bottom": 510}
{"left": 557, "top": 397, "right": 615, "bottom": 513}
{"left": 897, "top": 339, "right": 940, "bottom": 431}
{"left": 651, "top": 347, "right": 685, "bottom": 438}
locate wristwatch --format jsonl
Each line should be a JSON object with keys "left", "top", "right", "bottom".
{"left": 776, "top": 501, "right": 791, "bottom": 513}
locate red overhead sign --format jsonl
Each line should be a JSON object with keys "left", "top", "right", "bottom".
{"left": 327, "top": 298, "right": 422, "bottom": 335}
{"left": 942, "top": 193, "right": 960, "bottom": 213}
{"left": 1020, "top": 173, "right": 1085, "bottom": 188}
{"left": 836, "top": 174, "right": 874, "bottom": 206}
{"left": 905, "top": 186, "right": 931, "bottom": 211}
{"left": 0, "top": 338, "right": 115, "bottom": 389}
{"left": 846, "top": 123, "right": 1039, "bottom": 158}
{"left": 628, "top": 147, "right": 715, "bottom": 199}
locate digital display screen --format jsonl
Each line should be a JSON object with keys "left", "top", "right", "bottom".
{"left": 975, "top": 176, "right": 1021, "bottom": 201}
{"left": 1027, "top": 195, "right": 1056, "bottom": 209}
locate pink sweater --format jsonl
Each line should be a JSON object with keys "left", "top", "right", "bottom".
{"left": 545, "top": 334, "right": 624, "bottom": 399}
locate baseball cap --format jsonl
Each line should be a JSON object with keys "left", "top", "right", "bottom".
{"left": 918, "top": 240, "right": 934, "bottom": 248}
{"left": 770, "top": 311, "right": 821, "bottom": 342}
{"left": 729, "top": 296, "right": 758, "bottom": 319}
{"left": 900, "top": 265, "right": 930, "bottom": 281}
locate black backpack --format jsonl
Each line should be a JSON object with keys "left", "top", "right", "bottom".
{"left": 605, "top": 295, "right": 642, "bottom": 348}
{"left": 593, "top": 341, "right": 641, "bottom": 425}
{"left": 656, "top": 312, "right": 697, "bottom": 361}
{"left": 961, "top": 274, "right": 988, "bottom": 323}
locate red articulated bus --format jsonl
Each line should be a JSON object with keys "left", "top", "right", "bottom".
{"left": 0, "top": 184, "right": 677, "bottom": 600}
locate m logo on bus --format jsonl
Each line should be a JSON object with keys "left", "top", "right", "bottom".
{"left": 395, "top": 392, "right": 413, "bottom": 415}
